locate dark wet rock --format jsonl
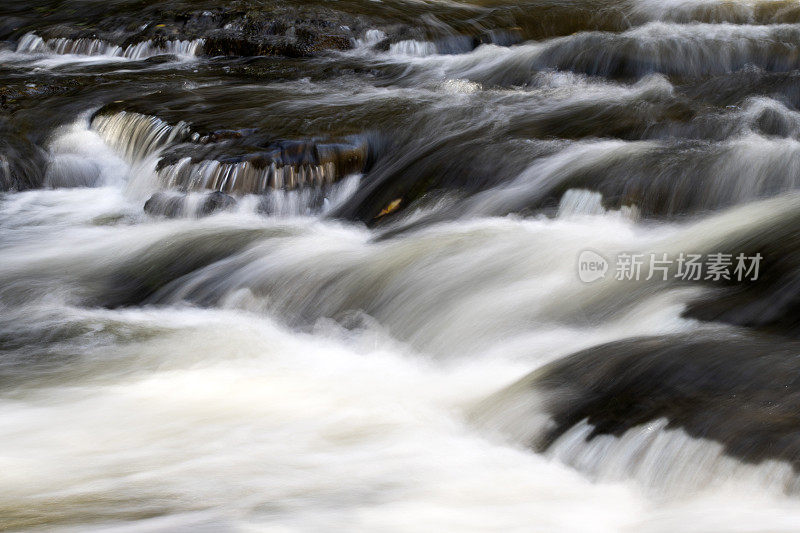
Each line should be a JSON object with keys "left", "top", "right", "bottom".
{"left": 198, "top": 6, "right": 358, "bottom": 57}
{"left": 144, "top": 191, "right": 236, "bottom": 217}
{"left": 16, "top": 4, "right": 361, "bottom": 59}
{"left": 201, "top": 191, "right": 236, "bottom": 214}
{"left": 0, "top": 16, "right": 25, "bottom": 40}
{"left": 152, "top": 129, "right": 369, "bottom": 173}
{"left": 144, "top": 192, "right": 185, "bottom": 218}
{"left": 0, "top": 118, "right": 47, "bottom": 191}
{"left": 142, "top": 55, "right": 178, "bottom": 65}
{"left": 486, "top": 334, "right": 800, "bottom": 474}
{"left": 204, "top": 29, "right": 351, "bottom": 58}
{"left": 203, "top": 129, "right": 249, "bottom": 142}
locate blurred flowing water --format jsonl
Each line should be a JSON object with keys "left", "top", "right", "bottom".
{"left": 4, "top": 0, "right": 800, "bottom": 531}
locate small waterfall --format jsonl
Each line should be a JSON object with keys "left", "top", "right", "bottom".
{"left": 0, "top": 156, "right": 12, "bottom": 190}
{"left": 90, "top": 111, "right": 366, "bottom": 197}
{"left": 91, "top": 112, "right": 190, "bottom": 164}
{"left": 15, "top": 32, "right": 47, "bottom": 53}
{"left": 544, "top": 418, "right": 800, "bottom": 495}
{"left": 388, "top": 40, "right": 439, "bottom": 57}
{"left": 355, "top": 29, "right": 387, "bottom": 48}
{"left": 48, "top": 37, "right": 124, "bottom": 57}
{"left": 15, "top": 32, "right": 205, "bottom": 59}
{"left": 158, "top": 158, "right": 339, "bottom": 193}
{"left": 121, "top": 39, "right": 206, "bottom": 60}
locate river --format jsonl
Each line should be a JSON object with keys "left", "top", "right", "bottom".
{"left": 3, "top": 1, "right": 800, "bottom": 531}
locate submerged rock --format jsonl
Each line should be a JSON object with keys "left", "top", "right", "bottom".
{"left": 201, "top": 191, "right": 236, "bottom": 215}
{"left": 0, "top": 119, "right": 47, "bottom": 191}
{"left": 475, "top": 334, "right": 800, "bottom": 490}
{"left": 143, "top": 192, "right": 185, "bottom": 218}
{"left": 95, "top": 226, "right": 267, "bottom": 308}
{"left": 683, "top": 198, "right": 800, "bottom": 337}
{"left": 144, "top": 191, "right": 237, "bottom": 218}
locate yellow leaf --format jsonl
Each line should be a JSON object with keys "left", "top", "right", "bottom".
{"left": 376, "top": 198, "right": 402, "bottom": 218}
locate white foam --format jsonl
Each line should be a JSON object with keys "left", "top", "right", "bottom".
{"left": 389, "top": 39, "right": 439, "bottom": 57}
{"left": 44, "top": 114, "right": 130, "bottom": 189}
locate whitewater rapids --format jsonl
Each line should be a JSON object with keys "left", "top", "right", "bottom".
{"left": 2, "top": 185, "right": 800, "bottom": 532}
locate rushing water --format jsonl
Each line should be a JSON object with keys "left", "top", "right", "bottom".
{"left": 4, "top": 0, "right": 800, "bottom": 531}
